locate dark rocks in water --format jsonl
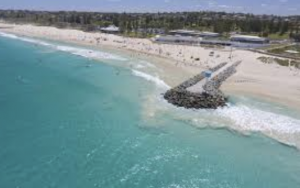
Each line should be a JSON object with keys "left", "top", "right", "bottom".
{"left": 164, "top": 88, "right": 227, "bottom": 109}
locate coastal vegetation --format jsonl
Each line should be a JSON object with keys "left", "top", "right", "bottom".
{"left": 268, "top": 45, "right": 300, "bottom": 57}
{"left": 0, "top": 10, "right": 300, "bottom": 40}
{"left": 257, "top": 56, "right": 300, "bottom": 68}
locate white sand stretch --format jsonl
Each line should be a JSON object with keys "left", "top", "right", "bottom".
{"left": 1, "top": 22, "right": 300, "bottom": 111}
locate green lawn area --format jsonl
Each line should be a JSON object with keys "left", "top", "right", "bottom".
{"left": 267, "top": 33, "right": 290, "bottom": 40}
{"left": 122, "top": 32, "right": 155, "bottom": 38}
{"left": 267, "top": 45, "right": 300, "bottom": 58}
{"left": 240, "top": 32, "right": 289, "bottom": 40}
{"left": 257, "top": 56, "right": 300, "bottom": 69}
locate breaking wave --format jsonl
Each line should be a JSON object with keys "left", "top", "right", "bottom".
{"left": 169, "top": 102, "right": 300, "bottom": 148}
{"left": 144, "top": 90, "right": 300, "bottom": 148}
{"left": 215, "top": 104, "right": 300, "bottom": 134}
{"left": 131, "top": 69, "right": 170, "bottom": 90}
{"left": 0, "top": 32, "right": 126, "bottom": 61}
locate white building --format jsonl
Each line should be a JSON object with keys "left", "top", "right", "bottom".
{"left": 169, "top": 29, "right": 197, "bottom": 36}
{"left": 100, "top": 25, "right": 120, "bottom": 34}
{"left": 230, "top": 35, "right": 269, "bottom": 44}
{"left": 169, "top": 30, "right": 220, "bottom": 38}
{"left": 198, "top": 32, "right": 220, "bottom": 38}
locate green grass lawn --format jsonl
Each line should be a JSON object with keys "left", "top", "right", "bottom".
{"left": 239, "top": 32, "right": 289, "bottom": 40}
{"left": 257, "top": 56, "right": 300, "bottom": 68}
{"left": 267, "top": 33, "right": 290, "bottom": 40}
{"left": 267, "top": 45, "right": 300, "bottom": 58}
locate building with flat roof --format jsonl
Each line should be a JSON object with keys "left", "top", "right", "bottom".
{"left": 200, "top": 40, "right": 231, "bottom": 46}
{"left": 153, "top": 35, "right": 202, "bottom": 45}
{"left": 169, "top": 29, "right": 197, "bottom": 36}
{"left": 198, "top": 32, "right": 220, "bottom": 38}
{"left": 169, "top": 30, "right": 220, "bottom": 38}
{"left": 100, "top": 25, "right": 120, "bottom": 34}
{"left": 230, "top": 35, "right": 269, "bottom": 44}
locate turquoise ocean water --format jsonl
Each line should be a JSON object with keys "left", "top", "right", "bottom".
{"left": 0, "top": 33, "right": 300, "bottom": 188}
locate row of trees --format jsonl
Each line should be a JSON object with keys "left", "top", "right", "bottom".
{"left": 0, "top": 10, "right": 300, "bottom": 38}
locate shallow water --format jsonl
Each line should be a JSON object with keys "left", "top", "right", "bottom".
{"left": 0, "top": 34, "right": 300, "bottom": 188}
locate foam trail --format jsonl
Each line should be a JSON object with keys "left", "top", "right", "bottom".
{"left": 0, "top": 32, "right": 18, "bottom": 39}
{"left": 135, "top": 64, "right": 146, "bottom": 69}
{"left": 0, "top": 32, "right": 126, "bottom": 61}
{"left": 215, "top": 105, "right": 300, "bottom": 134}
{"left": 138, "top": 60, "right": 156, "bottom": 68}
{"left": 153, "top": 95, "right": 300, "bottom": 147}
{"left": 132, "top": 69, "right": 170, "bottom": 89}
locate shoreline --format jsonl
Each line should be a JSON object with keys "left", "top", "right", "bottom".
{"left": 1, "top": 22, "right": 300, "bottom": 112}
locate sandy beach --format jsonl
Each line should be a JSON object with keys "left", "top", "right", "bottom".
{"left": 1, "top": 22, "right": 300, "bottom": 111}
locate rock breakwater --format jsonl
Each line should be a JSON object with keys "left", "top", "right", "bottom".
{"left": 176, "top": 62, "right": 227, "bottom": 90}
{"left": 164, "top": 61, "right": 242, "bottom": 109}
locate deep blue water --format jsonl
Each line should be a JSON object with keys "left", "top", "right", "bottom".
{"left": 0, "top": 35, "right": 300, "bottom": 188}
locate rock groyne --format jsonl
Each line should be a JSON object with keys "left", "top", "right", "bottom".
{"left": 164, "top": 61, "right": 242, "bottom": 109}
{"left": 176, "top": 62, "right": 227, "bottom": 90}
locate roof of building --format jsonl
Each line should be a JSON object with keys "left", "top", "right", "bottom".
{"left": 230, "top": 35, "right": 267, "bottom": 40}
{"left": 100, "top": 25, "right": 120, "bottom": 32}
{"left": 169, "top": 30, "right": 220, "bottom": 37}
{"left": 154, "top": 35, "right": 202, "bottom": 42}
{"left": 201, "top": 32, "right": 220, "bottom": 35}
{"left": 198, "top": 32, "right": 220, "bottom": 37}
{"left": 169, "top": 29, "right": 196, "bottom": 34}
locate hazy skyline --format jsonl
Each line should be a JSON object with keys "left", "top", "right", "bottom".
{"left": 0, "top": 0, "right": 299, "bottom": 15}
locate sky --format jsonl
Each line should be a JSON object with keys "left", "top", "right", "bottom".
{"left": 0, "top": 0, "right": 299, "bottom": 16}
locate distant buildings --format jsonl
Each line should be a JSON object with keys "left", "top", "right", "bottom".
{"left": 169, "top": 29, "right": 197, "bottom": 36}
{"left": 137, "top": 28, "right": 165, "bottom": 34}
{"left": 153, "top": 35, "right": 202, "bottom": 45}
{"left": 153, "top": 31, "right": 271, "bottom": 48}
{"left": 169, "top": 30, "right": 220, "bottom": 38}
{"left": 230, "top": 35, "right": 269, "bottom": 44}
{"left": 100, "top": 25, "right": 120, "bottom": 34}
{"left": 154, "top": 29, "right": 221, "bottom": 45}
{"left": 198, "top": 32, "right": 221, "bottom": 38}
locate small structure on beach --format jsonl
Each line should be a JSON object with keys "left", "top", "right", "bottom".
{"left": 100, "top": 25, "right": 120, "bottom": 34}
{"left": 230, "top": 35, "right": 269, "bottom": 44}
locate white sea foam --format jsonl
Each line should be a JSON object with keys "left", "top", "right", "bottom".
{"left": 0, "top": 32, "right": 19, "bottom": 39}
{"left": 148, "top": 94, "right": 300, "bottom": 147}
{"left": 131, "top": 69, "right": 170, "bottom": 89}
{"left": 0, "top": 32, "right": 126, "bottom": 61}
{"left": 54, "top": 45, "right": 126, "bottom": 61}
{"left": 215, "top": 105, "right": 300, "bottom": 134}
{"left": 138, "top": 60, "right": 156, "bottom": 68}
{"left": 134, "top": 64, "right": 146, "bottom": 69}
{"left": 156, "top": 92, "right": 300, "bottom": 135}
